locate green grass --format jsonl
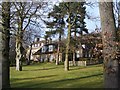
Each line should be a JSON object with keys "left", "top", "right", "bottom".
{"left": 10, "top": 62, "right": 103, "bottom": 88}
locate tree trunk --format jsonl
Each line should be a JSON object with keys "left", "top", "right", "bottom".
{"left": 1, "top": 2, "right": 10, "bottom": 88}
{"left": 56, "top": 44, "right": 59, "bottom": 65}
{"left": 73, "top": 52, "right": 76, "bottom": 66}
{"left": 118, "top": 15, "right": 120, "bottom": 29}
{"left": 27, "top": 44, "right": 32, "bottom": 65}
{"left": 65, "top": 16, "right": 71, "bottom": 71}
{"left": 99, "top": 1, "right": 119, "bottom": 88}
{"left": 73, "top": 29, "right": 77, "bottom": 66}
{"left": 118, "top": 3, "right": 120, "bottom": 29}
{"left": 16, "top": 19, "right": 23, "bottom": 71}
{"left": 56, "top": 33, "right": 61, "bottom": 65}
{"left": 15, "top": 36, "right": 23, "bottom": 71}
{"left": 0, "top": 32, "right": 2, "bottom": 89}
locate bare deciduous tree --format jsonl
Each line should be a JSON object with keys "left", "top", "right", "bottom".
{"left": 1, "top": 2, "right": 10, "bottom": 88}
{"left": 99, "top": 1, "right": 119, "bottom": 88}
{"left": 11, "top": 2, "right": 47, "bottom": 71}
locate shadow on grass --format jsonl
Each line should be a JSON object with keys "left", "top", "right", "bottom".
{"left": 41, "top": 73, "right": 103, "bottom": 84}
{"left": 11, "top": 74, "right": 57, "bottom": 81}
{"left": 11, "top": 73, "right": 103, "bottom": 88}
{"left": 31, "top": 73, "right": 103, "bottom": 88}
{"left": 23, "top": 67, "right": 58, "bottom": 71}
{"left": 87, "top": 63, "right": 103, "bottom": 66}
{"left": 70, "top": 67, "right": 87, "bottom": 71}
{"left": 69, "top": 64, "right": 102, "bottom": 71}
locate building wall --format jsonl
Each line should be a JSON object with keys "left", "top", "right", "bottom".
{"left": 26, "top": 41, "right": 45, "bottom": 61}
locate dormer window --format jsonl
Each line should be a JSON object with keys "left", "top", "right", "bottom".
{"left": 35, "top": 44, "right": 37, "bottom": 47}
{"left": 38, "top": 43, "right": 40, "bottom": 47}
{"left": 41, "top": 43, "right": 44, "bottom": 46}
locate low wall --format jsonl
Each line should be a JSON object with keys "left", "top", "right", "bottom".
{"left": 68, "top": 61, "right": 87, "bottom": 66}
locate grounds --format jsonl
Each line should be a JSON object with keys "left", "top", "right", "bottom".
{"left": 10, "top": 63, "right": 103, "bottom": 88}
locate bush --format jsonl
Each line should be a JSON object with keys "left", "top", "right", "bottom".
{"left": 79, "top": 58, "right": 88, "bottom": 61}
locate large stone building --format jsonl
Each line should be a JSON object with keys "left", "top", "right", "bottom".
{"left": 26, "top": 30, "right": 103, "bottom": 63}
{"left": 26, "top": 38, "right": 65, "bottom": 62}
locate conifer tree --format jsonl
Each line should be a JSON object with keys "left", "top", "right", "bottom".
{"left": 44, "top": 4, "right": 65, "bottom": 65}
{"left": 45, "top": 2, "right": 87, "bottom": 70}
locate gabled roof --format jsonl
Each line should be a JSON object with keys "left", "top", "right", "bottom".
{"left": 32, "top": 40, "right": 46, "bottom": 44}
{"left": 33, "top": 43, "right": 58, "bottom": 55}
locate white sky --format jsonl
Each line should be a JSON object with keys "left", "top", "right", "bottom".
{"left": 38, "top": 1, "right": 101, "bottom": 40}
{"left": 25, "top": 0, "right": 120, "bottom": 40}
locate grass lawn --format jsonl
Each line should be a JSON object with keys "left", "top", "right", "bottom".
{"left": 10, "top": 62, "right": 103, "bottom": 88}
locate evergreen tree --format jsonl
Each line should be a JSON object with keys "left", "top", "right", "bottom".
{"left": 61, "top": 2, "right": 87, "bottom": 71}
{"left": 44, "top": 2, "right": 87, "bottom": 70}
{"left": 68, "top": 2, "right": 88, "bottom": 66}
{"left": 44, "top": 4, "right": 65, "bottom": 65}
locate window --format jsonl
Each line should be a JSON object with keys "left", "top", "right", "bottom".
{"left": 49, "top": 45, "right": 53, "bottom": 52}
{"left": 32, "top": 44, "right": 35, "bottom": 47}
{"left": 76, "top": 51, "right": 80, "bottom": 58}
{"left": 38, "top": 44, "right": 40, "bottom": 47}
{"left": 42, "top": 46, "right": 48, "bottom": 52}
{"left": 41, "top": 43, "right": 44, "bottom": 46}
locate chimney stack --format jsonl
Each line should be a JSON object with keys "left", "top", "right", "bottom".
{"left": 35, "top": 37, "right": 40, "bottom": 42}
